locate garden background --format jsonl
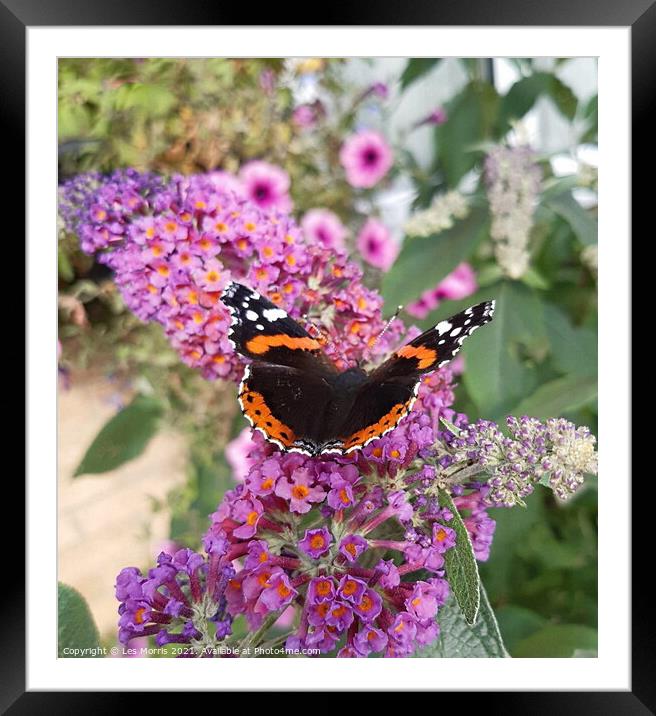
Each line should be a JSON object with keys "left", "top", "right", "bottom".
{"left": 58, "top": 57, "right": 598, "bottom": 658}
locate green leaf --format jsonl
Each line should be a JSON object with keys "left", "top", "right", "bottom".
{"left": 495, "top": 605, "right": 547, "bottom": 653}
{"left": 544, "top": 303, "right": 597, "bottom": 377}
{"left": 548, "top": 75, "right": 578, "bottom": 120}
{"left": 581, "top": 94, "right": 598, "bottom": 143}
{"left": 400, "top": 59, "right": 441, "bottom": 90}
{"left": 512, "top": 374, "right": 597, "bottom": 419}
{"left": 382, "top": 207, "right": 488, "bottom": 309}
{"left": 74, "top": 394, "right": 163, "bottom": 476}
{"left": 438, "top": 490, "right": 480, "bottom": 625}
{"left": 114, "top": 83, "right": 177, "bottom": 117}
{"left": 463, "top": 281, "right": 545, "bottom": 418}
{"left": 512, "top": 624, "right": 597, "bottom": 657}
{"left": 434, "top": 81, "right": 501, "bottom": 186}
{"left": 499, "top": 72, "right": 578, "bottom": 131}
{"left": 58, "top": 583, "right": 102, "bottom": 657}
{"left": 416, "top": 585, "right": 509, "bottom": 657}
{"left": 544, "top": 192, "right": 597, "bottom": 246}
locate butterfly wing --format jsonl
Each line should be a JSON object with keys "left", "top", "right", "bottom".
{"left": 321, "top": 300, "right": 496, "bottom": 455}
{"left": 371, "top": 300, "right": 496, "bottom": 379}
{"left": 239, "top": 363, "right": 339, "bottom": 455}
{"left": 221, "top": 281, "right": 338, "bottom": 375}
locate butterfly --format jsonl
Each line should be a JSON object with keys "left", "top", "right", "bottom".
{"left": 221, "top": 281, "right": 495, "bottom": 457}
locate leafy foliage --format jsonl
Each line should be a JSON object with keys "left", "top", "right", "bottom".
{"left": 416, "top": 586, "right": 508, "bottom": 658}
{"left": 58, "top": 583, "right": 102, "bottom": 657}
{"left": 74, "top": 394, "right": 163, "bottom": 476}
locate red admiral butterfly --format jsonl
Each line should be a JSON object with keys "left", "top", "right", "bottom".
{"left": 221, "top": 281, "right": 495, "bottom": 457}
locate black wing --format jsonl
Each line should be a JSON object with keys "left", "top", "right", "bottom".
{"left": 238, "top": 363, "right": 339, "bottom": 455}
{"left": 221, "top": 281, "right": 338, "bottom": 375}
{"left": 321, "top": 300, "right": 496, "bottom": 455}
{"left": 371, "top": 300, "right": 496, "bottom": 379}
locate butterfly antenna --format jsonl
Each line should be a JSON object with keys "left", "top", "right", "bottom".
{"left": 366, "top": 305, "right": 403, "bottom": 359}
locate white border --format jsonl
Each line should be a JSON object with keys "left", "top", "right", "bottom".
{"left": 28, "top": 27, "right": 630, "bottom": 691}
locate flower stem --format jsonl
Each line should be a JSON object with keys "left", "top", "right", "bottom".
{"left": 237, "top": 612, "right": 280, "bottom": 655}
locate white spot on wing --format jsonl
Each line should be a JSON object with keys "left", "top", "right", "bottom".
{"left": 262, "top": 308, "right": 288, "bottom": 322}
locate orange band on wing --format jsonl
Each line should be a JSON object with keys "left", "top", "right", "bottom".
{"left": 396, "top": 345, "right": 437, "bottom": 370}
{"left": 245, "top": 334, "right": 321, "bottom": 355}
{"left": 239, "top": 386, "right": 296, "bottom": 447}
{"left": 341, "top": 398, "right": 415, "bottom": 450}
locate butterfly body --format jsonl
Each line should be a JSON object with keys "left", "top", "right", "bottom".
{"left": 222, "top": 281, "right": 494, "bottom": 457}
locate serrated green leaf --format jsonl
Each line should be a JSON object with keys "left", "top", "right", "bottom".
{"left": 382, "top": 207, "right": 488, "bottom": 309}
{"left": 438, "top": 490, "right": 480, "bottom": 625}
{"left": 415, "top": 585, "right": 509, "bottom": 657}
{"left": 545, "top": 193, "right": 597, "bottom": 246}
{"left": 434, "top": 81, "right": 501, "bottom": 185}
{"left": 513, "top": 623, "right": 597, "bottom": 657}
{"left": 512, "top": 374, "right": 597, "bottom": 419}
{"left": 400, "top": 59, "right": 442, "bottom": 90}
{"left": 74, "top": 394, "right": 163, "bottom": 476}
{"left": 58, "top": 583, "right": 102, "bottom": 657}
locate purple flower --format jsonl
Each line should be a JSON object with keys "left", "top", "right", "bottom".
{"left": 354, "top": 626, "right": 388, "bottom": 655}
{"left": 356, "top": 218, "right": 399, "bottom": 272}
{"left": 301, "top": 209, "right": 348, "bottom": 251}
{"left": 327, "top": 478, "right": 355, "bottom": 510}
{"left": 325, "top": 601, "right": 355, "bottom": 631}
{"left": 257, "top": 571, "right": 297, "bottom": 612}
{"left": 339, "top": 130, "right": 393, "bottom": 189}
{"left": 299, "top": 527, "right": 333, "bottom": 559}
{"left": 405, "top": 582, "right": 439, "bottom": 621}
{"left": 275, "top": 467, "right": 326, "bottom": 513}
{"left": 337, "top": 575, "right": 367, "bottom": 604}
{"left": 416, "top": 107, "right": 448, "bottom": 127}
{"left": 114, "top": 551, "right": 234, "bottom": 655}
{"left": 292, "top": 104, "right": 318, "bottom": 129}
{"left": 339, "top": 534, "right": 368, "bottom": 562}
{"left": 238, "top": 160, "right": 292, "bottom": 212}
{"left": 307, "top": 576, "right": 336, "bottom": 604}
{"left": 353, "top": 588, "right": 383, "bottom": 622}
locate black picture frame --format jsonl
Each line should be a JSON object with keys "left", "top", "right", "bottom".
{"left": 8, "top": 0, "right": 643, "bottom": 708}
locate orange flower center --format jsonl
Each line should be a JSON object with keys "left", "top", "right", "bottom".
{"left": 291, "top": 485, "right": 309, "bottom": 500}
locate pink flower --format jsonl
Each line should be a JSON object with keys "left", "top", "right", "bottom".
{"left": 292, "top": 105, "right": 316, "bottom": 128}
{"left": 407, "top": 262, "right": 478, "bottom": 319}
{"left": 356, "top": 218, "right": 399, "bottom": 272}
{"left": 225, "top": 428, "right": 258, "bottom": 482}
{"left": 339, "top": 130, "right": 393, "bottom": 189}
{"left": 301, "top": 209, "right": 348, "bottom": 251}
{"left": 239, "top": 161, "right": 292, "bottom": 212}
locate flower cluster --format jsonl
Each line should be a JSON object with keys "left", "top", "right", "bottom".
{"left": 115, "top": 544, "right": 234, "bottom": 654}
{"left": 407, "top": 262, "right": 477, "bottom": 319}
{"left": 197, "top": 366, "right": 499, "bottom": 657}
{"left": 59, "top": 167, "right": 407, "bottom": 383}
{"left": 484, "top": 145, "right": 542, "bottom": 279}
{"left": 404, "top": 190, "right": 469, "bottom": 238}
{"left": 441, "top": 415, "right": 598, "bottom": 506}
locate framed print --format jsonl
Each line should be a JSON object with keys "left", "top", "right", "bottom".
{"left": 9, "top": 0, "right": 645, "bottom": 707}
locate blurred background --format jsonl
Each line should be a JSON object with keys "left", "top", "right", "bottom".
{"left": 58, "top": 57, "right": 598, "bottom": 657}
